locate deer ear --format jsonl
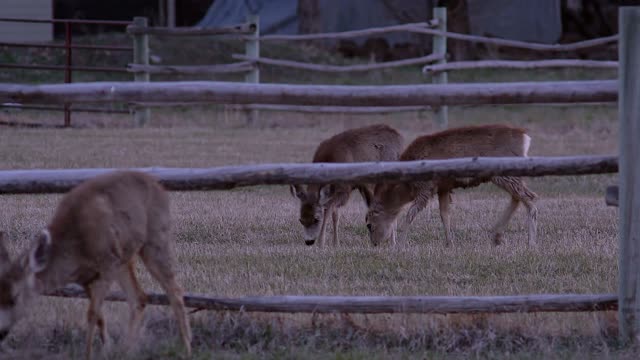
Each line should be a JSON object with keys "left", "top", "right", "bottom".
{"left": 290, "top": 185, "right": 305, "bottom": 200}
{"left": 318, "top": 185, "right": 334, "bottom": 206}
{"left": 0, "top": 231, "right": 11, "bottom": 272}
{"left": 28, "top": 229, "right": 52, "bottom": 274}
{"left": 357, "top": 186, "right": 373, "bottom": 208}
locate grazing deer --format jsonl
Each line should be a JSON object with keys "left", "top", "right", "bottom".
{"left": 366, "top": 124, "right": 538, "bottom": 247}
{"left": 0, "top": 171, "right": 191, "bottom": 359}
{"left": 290, "top": 124, "right": 404, "bottom": 246}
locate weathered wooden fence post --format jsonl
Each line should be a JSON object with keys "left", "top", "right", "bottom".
{"left": 245, "top": 14, "right": 260, "bottom": 125}
{"left": 132, "top": 16, "right": 150, "bottom": 126}
{"left": 618, "top": 6, "right": 640, "bottom": 342}
{"left": 432, "top": 7, "right": 448, "bottom": 129}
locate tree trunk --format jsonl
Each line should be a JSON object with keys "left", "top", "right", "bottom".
{"left": 439, "top": 0, "right": 471, "bottom": 60}
{"left": 297, "top": 0, "right": 321, "bottom": 34}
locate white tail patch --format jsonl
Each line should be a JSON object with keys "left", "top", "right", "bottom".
{"left": 522, "top": 134, "right": 532, "bottom": 157}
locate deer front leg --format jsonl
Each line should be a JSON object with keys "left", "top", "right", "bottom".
{"left": 331, "top": 208, "right": 340, "bottom": 246}
{"left": 116, "top": 262, "right": 147, "bottom": 352}
{"left": 317, "top": 207, "right": 330, "bottom": 248}
{"left": 84, "top": 279, "right": 113, "bottom": 360}
{"left": 438, "top": 191, "right": 453, "bottom": 247}
{"left": 397, "top": 185, "right": 434, "bottom": 244}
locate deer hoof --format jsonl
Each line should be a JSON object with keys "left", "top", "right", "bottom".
{"left": 493, "top": 233, "right": 502, "bottom": 246}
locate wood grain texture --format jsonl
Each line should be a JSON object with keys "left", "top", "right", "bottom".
{"left": 228, "top": 104, "right": 431, "bottom": 114}
{"left": 409, "top": 28, "right": 618, "bottom": 52}
{"left": 617, "top": 6, "right": 640, "bottom": 341}
{"left": 48, "top": 286, "right": 617, "bottom": 314}
{"left": 232, "top": 53, "right": 443, "bottom": 73}
{"left": 0, "top": 156, "right": 618, "bottom": 195}
{"left": 0, "top": 80, "right": 617, "bottom": 106}
{"left": 423, "top": 60, "right": 618, "bottom": 75}
{"left": 127, "top": 62, "right": 254, "bottom": 75}
{"left": 126, "top": 22, "right": 255, "bottom": 36}
{"left": 259, "top": 21, "right": 438, "bottom": 41}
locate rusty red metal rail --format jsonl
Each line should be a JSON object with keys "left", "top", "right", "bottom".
{"left": 0, "top": 17, "right": 132, "bottom": 127}
{"left": 0, "top": 63, "right": 129, "bottom": 73}
{"left": 0, "top": 18, "right": 131, "bottom": 25}
{"left": 0, "top": 41, "right": 132, "bottom": 51}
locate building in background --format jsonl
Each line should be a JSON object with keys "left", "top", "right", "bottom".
{"left": 0, "top": 0, "right": 53, "bottom": 42}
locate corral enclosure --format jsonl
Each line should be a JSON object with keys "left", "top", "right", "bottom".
{"left": 0, "top": 100, "right": 626, "bottom": 358}
{"left": 0, "top": 6, "right": 635, "bottom": 359}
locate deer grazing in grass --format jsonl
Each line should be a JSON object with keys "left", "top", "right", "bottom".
{"left": 0, "top": 171, "right": 191, "bottom": 359}
{"left": 366, "top": 124, "right": 538, "bottom": 247}
{"left": 291, "top": 124, "right": 404, "bottom": 246}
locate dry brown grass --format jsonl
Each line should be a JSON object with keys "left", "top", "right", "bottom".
{"left": 0, "top": 104, "right": 631, "bottom": 359}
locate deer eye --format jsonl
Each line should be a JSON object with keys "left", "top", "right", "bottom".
{"left": 366, "top": 224, "right": 372, "bottom": 232}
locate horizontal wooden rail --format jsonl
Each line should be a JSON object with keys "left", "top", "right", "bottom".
{"left": 126, "top": 23, "right": 255, "bottom": 36}
{"left": 233, "top": 53, "right": 443, "bottom": 72}
{"left": 423, "top": 60, "right": 619, "bottom": 74}
{"left": 0, "top": 156, "right": 617, "bottom": 195}
{"left": 408, "top": 28, "right": 618, "bottom": 52}
{"left": 0, "top": 80, "right": 617, "bottom": 106}
{"left": 259, "top": 21, "right": 438, "bottom": 41}
{"left": 127, "top": 62, "right": 253, "bottom": 75}
{"left": 48, "top": 286, "right": 617, "bottom": 314}
{"left": 228, "top": 104, "right": 431, "bottom": 114}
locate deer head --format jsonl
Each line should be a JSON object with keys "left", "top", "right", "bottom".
{"left": 0, "top": 230, "right": 51, "bottom": 342}
{"left": 290, "top": 184, "right": 334, "bottom": 245}
{"left": 366, "top": 183, "right": 416, "bottom": 246}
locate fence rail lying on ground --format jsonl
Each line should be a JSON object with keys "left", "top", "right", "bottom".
{"left": 0, "top": 155, "right": 617, "bottom": 195}
{"left": 49, "top": 286, "right": 617, "bottom": 314}
{"left": 408, "top": 28, "right": 618, "bottom": 52}
{"left": 226, "top": 104, "right": 431, "bottom": 114}
{"left": 126, "top": 23, "right": 256, "bottom": 36}
{"left": 232, "top": 53, "right": 444, "bottom": 73}
{"left": 0, "top": 80, "right": 618, "bottom": 107}
{"left": 423, "top": 60, "right": 619, "bottom": 74}
{"left": 259, "top": 21, "right": 438, "bottom": 41}
{"left": 127, "top": 62, "right": 254, "bottom": 75}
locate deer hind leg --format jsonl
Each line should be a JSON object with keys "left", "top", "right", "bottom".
{"left": 491, "top": 177, "right": 538, "bottom": 246}
{"left": 329, "top": 191, "right": 350, "bottom": 247}
{"left": 437, "top": 190, "right": 453, "bottom": 247}
{"left": 139, "top": 238, "right": 192, "bottom": 357}
{"left": 115, "top": 260, "right": 147, "bottom": 352}
{"left": 84, "top": 278, "right": 113, "bottom": 360}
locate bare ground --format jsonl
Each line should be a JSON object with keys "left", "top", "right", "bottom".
{"left": 0, "top": 104, "right": 632, "bottom": 359}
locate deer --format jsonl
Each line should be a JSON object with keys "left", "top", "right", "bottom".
{"left": 0, "top": 171, "right": 191, "bottom": 360}
{"left": 290, "top": 124, "right": 404, "bottom": 247}
{"left": 365, "top": 124, "right": 538, "bottom": 247}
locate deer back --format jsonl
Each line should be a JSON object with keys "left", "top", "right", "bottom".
{"left": 401, "top": 124, "right": 530, "bottom": 161}
{"left": 39, "top": 171, "right": 170, "bottom": 291}
{"left": 312, "top": 124, "right": 404, "bottom": 163}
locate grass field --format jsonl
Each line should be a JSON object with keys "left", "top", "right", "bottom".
{"left": 0, "top": 98, "right": 630, "bottom": 359}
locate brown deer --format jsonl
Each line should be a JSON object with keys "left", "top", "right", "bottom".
{"left": 291, "top": 124, "right": 404, "bottom": 246}
{"left": 366, "top": 124, "right": 538, "bottom": 247}
{"left": 0, "top": 171, "right": 191, "bottom": 359}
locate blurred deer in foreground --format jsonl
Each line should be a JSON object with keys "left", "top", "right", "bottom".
{"left": 366, "top": 124, "right": 538, "bottom": 247}
{"left": 291, "top": 124, "right": 404, "bottom": 246}
{"left": 0, "top": 171, "right": 191, "bottom": 359}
